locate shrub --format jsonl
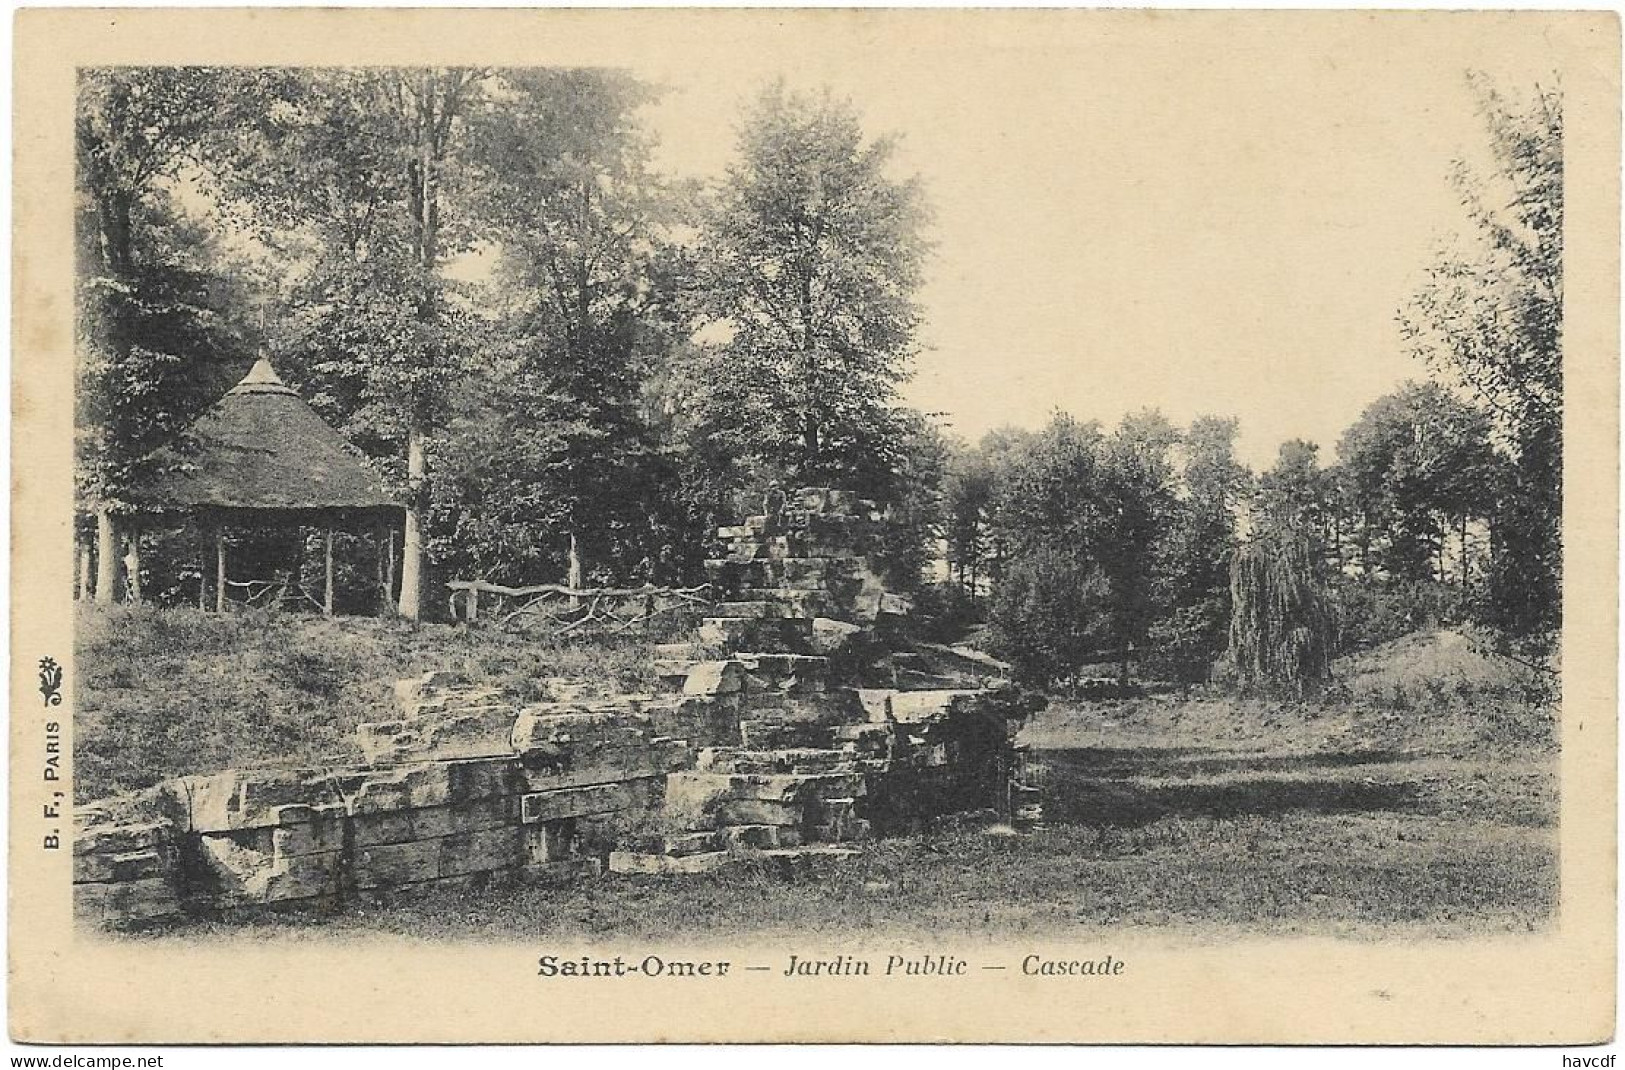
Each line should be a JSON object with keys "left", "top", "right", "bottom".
{"left": 908, "top": 581, "right": 984, "bottom": 645}
{"left": 1145, "top": 597, "right": 1228, "bottom": 686}
{"left": 987, "top": 550, "right": 1112, "bottom": 687}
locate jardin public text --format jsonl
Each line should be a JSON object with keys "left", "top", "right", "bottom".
{"left": 537, "top": 953, "right": 1126, "bottom": 978}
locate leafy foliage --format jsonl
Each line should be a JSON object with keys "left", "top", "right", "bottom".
{"left": 75, "top": 68, "right": 258, "bottom": 506}
{"left": 685, "top": 82, "right": 931, "bottom": 490}
{"left": 979, "top": 411, "right": 1241, "bottom": 687}
{"left": 1334, "top": 381, "right": 1500, "bottom": 583}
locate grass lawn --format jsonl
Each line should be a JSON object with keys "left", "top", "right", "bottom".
{"left": 151, "top": 797, "right": 1553, "bottom": 943}
{"left": 83, "top": 610, "right": 1557, "bottom": 940}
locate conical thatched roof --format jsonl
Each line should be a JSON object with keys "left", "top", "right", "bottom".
{"left": 131, "top": 359, "right": 402, "bottom": 526}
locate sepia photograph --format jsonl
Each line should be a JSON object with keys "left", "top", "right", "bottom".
{"left": 9, "top": 7, "right": 1618, "bottom": 1046}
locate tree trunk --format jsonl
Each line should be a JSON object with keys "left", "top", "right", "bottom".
{"left": 95, "top": 508, "right": 119, "bottom": 605}
{"left": 97, "top": 191, "right": 135, "bottom": 278}
{"left": 397, "top": 425, "right": 425, "bottom": 621}
{"left": 376, "top": 527, "right": 391, "bottom": 612}
{"left": 77, "top": 541, "right": 92, "bottom": 602}
{"left": 324, "top": 529, "right": 336, "bottom": 617}
{"left": 802, "top": 409, "right": 820, "bottom": 471}
{"left": 1460, "top": 514, "right": 1470, "bottom": 587}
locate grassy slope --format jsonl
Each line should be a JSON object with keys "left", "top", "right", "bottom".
{"left": 74, "top": 604, "right": 657, "bottom": 803}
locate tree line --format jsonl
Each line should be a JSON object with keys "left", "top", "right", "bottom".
{"left": 938, "top": 78, "right": 1561, "bottom": 686}
{"left": 76, "top": 68, "right": 1560, "bottom": 683}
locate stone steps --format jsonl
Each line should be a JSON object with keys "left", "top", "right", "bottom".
{"left": 653, "top": 654, "right": 833, "bottom": 697}
{"left": 698, "top": 615, "right": 815, "bottom": 654}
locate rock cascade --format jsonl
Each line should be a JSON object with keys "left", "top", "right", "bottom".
{"left": 605, "top": 486, "right": 1042, "bottom": 874}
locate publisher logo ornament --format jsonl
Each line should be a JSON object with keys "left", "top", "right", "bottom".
{"left": 38, "top": 657, "right": 62, "bottom": 707}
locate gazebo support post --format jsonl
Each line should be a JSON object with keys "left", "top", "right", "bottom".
{"left": 385, "top": 528, "right": 397, "bottom": 612}
{"left": 197, "top": 525, "right": 207, "bottom": 611}
{"left": 324, "top": 529, "right": 335, "bottom": 617}
{"left": 95, "top": 507, "right": 118, "bottom": 605}
{"left": 125, "top": 528, "right": 143, "bottom": 605}
{"left": 77, "top": 538, "right": 92, "bottom": 602}
{"left": 215, "top": 528, "right": 227, "bottom": 614}
{"left": 375, "top": 527, "right": 387, "bottom": 610}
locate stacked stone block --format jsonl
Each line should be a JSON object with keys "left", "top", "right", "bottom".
{"left": 73, "top": 792, "right": 185, "bottom": 926}
{"left": 74, "top": 677, "right": 692, "bottom": 928}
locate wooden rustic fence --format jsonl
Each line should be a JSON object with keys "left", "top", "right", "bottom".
{"left": 446, "top": 580, "right": 713, "bottom": 635}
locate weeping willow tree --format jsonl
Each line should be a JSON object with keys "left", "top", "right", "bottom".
{"left": 1227, "top": 533, "right": 1336, "bottom": 696}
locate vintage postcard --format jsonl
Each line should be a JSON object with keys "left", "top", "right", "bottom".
{"left": 9, "top": 7, "right": 1618, "bottom": 1045}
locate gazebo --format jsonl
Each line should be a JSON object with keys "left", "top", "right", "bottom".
{"left": 124, "top": 357, "right": 405, "bottom": 614}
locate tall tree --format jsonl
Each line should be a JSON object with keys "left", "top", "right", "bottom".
{"left": 1257, "top": 439, "right": 1329, "bottom": 537}
{"left": 1099, "top": 410, "right": 1181, "bottom": 684}
{"left": 1336, "top": 381, "right": 1498, "bottom": 585}
{"left": 457, "top": 69, "right": 689, "bottom": 590}
{"left": 692, "top": 82, "right": 930, "bottom": 491}
{"left": 985, "top": 414, "right": 1111, "bottom": 684}
{"left": 76, "top": 67, "right": 254, "bottom": 602}
{"left": 943, "top": 439, "right": 999, "bottom": 596}
{"left": 1147, "top": 416, "right": 1252, "bottom": 684}
{"left": 1400, "top": 77, "right": 1562, "bottom": 643}
{"left": 871, "top": 410, "right": 952, "bottom": 593}
{"left": 1227, "top": 532, "right": 1336, "bottom": 697}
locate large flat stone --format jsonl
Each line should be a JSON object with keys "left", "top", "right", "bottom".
{"left": 439, "top": 826, "right": 526, "bottom": 878}
{"left": 175, "top": 768, "right": 346, "bottom": 834}
{"left": 337, "top": 762, "right": 451, "bottom": 815}
{"left": 718, "top": 824, "right": 781, "bottom": 850}
{"left": 74, "top": 876, "right": 184, "bottom": 926}
{"left": 678, "top": 772, "right": 865, "bottom": 804}
{"left": 663, "top": 831, "right": 719, "bottom": 857}
{"left": 521, "top": 778, "right": 658, "bottom": 824}
{"left": 510, "top": 708, "right": 652, "bottom": 754}
{"left": 352, "top": 839, "right": 441, "bottom": 890}
{"left": 349, "top": 794, "right": 518, "bottom": 849}
{"left": 886, "top": 690, "right": 986, "bottom": 724}
{"left": 516, "top": 739, "right": 690, "bottom": 793}
{"left": 74, "top": 820, "right": 172, "bottom": 857}
{"left": 714, "top": 798, "right": 809, "bottom": 828}
{"left": 270, "top": 813, "right": 347, "bottom": 860}
{"left": 355, "top": 703, "right": 517, "bottom": 764}
{"left": 72, "top": 848, "right": 169, "bottom": 885}
{"left": 696, "top": 747, "right": 855, "bottom": 775}
{"left": 698, "top": 616, "right": 815, "bottom": 654}
{"left": 683, "top": 660, "right": 744, "bottom": 696}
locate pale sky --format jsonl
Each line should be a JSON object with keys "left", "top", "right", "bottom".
{"left": 608, "top": 13, "right": 1566, "bottom": 470}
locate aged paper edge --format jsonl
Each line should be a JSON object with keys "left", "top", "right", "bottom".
{"left": 7, "top": 7, "right": 1619, "bottom": 1045}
